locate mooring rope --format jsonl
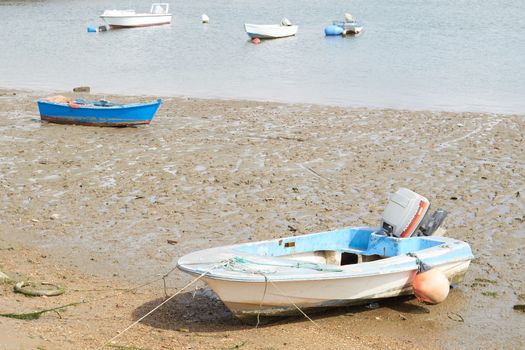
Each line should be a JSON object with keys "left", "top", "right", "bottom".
{"left": 97, "top": 261, "right": 225, "bottom": 350}
{"left": 251, "top": 270, "right": 319, "bottom": 328}
{"left": 406, "top": 252, "right": 431, "bottom": 273}
{"left": 265, "top": 276, "right": 320, "bottom": 328}
{"left": 98, "top": 256, "right": 322, "bottom": 348}
{"left": 255, "top": 273, "right": 268, "bottom": 329}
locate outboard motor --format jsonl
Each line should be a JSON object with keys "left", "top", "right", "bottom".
{"left": 281, "top": 17, "right": 292, "bottom": 26}
{"left": 381, "top": 188, "right": 447, "bottom": 238}
{"left": 418, "top": 208, "right": 447, "bottom": 236}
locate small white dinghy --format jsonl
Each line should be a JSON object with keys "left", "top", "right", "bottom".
{"left": 244, "top": 17, "right": 298, "bottom": 39}
{"left": 100, "top": 3, "right": 172, "bottom": 28}
{"left": 177, "top": 188, "right": 473, "bottom": 318}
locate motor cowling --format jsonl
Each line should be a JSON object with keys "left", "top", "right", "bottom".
{"left": 381, "top": 188, "right": 430, "bottom": 237}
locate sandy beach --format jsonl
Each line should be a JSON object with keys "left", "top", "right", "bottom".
{"left": 0, "top": 88, "right": 524, "bottom": 349}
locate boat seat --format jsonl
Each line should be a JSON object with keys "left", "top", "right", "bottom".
{"left": 338, "top": 248, "right": 368, "bottom": 255}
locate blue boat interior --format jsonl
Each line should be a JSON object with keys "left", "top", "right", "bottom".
{"left": 233, "top": 227, "right": 445, "bottom": 266}
{"left": 73, "top": 98, "right": 118, "bottom": 107}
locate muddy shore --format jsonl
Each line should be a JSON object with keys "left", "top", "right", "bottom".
{"left": 0, "top": 89, "right": 524, "bottom": 349}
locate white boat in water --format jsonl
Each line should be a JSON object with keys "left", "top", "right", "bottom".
{"left": 244, "top": 18, "right": 298, "bottom": 39}
{"left": 177, "top": 188, "right": 473, "bottom": 318}
{"left": 100, "top": 3, "right": 172, "bottom": 28}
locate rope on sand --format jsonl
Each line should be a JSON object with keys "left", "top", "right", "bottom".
{"left": 97, "top": 262, "right": 224, "bottom": 350}
{"left": 97, "top": 257, "right": 320, "bottom": 348}
{"left": 14, "top": 281, "right": 65, "bottom": 297}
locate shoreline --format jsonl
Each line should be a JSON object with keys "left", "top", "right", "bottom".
{"left": 1, "top": 88, "right": 524, "bottom": 349}
{"left": 2, "top": 86, "right": 524, "bottom": 117}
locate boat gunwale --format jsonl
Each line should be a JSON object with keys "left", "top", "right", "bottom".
{"left": 100, "top": 13, "right": 172, "bottom": 19}
{"left": 244, "top": 23, "right": 299, "bottom": 29}
{"left": 177, "top": 229, "right": 474, "bottom": 283}
{"left": 244, "top": 23, "right": 298, "bottom": 39}
{"left": 177, "top": 254, "right": 473, "bottom": 283}
{"left": 37, "top": 99, "right": 161, "bottom": 111}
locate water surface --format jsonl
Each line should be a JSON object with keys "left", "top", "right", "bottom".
{"left": 1, "top": 0, "right": 524, "bottom": 113}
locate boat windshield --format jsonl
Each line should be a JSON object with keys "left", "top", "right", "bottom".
{"left": 150, "top": 3, "right": 169, "bottom": 14}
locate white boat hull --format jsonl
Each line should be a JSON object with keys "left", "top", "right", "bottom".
{"left": 100, "top": 14, "right": 172, "bottom": 28}
{"left": 244, "top": 23, "right": 298, "bottom": 39}
{"left": 177, "top": 227, "right": 473, "bottom": 318}
{"left": 202, "top": 260, "right": 470, "bottom": 317}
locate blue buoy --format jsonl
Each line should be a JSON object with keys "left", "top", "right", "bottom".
{"left": 87, "top": 26, "right": 97, "bottom": 33}
{"left": 324, "top": 25, "right": 344, "bottom": 36}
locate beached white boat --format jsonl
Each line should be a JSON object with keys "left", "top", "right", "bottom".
{"left": 100, "top": 3, "right": 172, "bottom": 28}
{"left": 177, "top": 188, "right": 473, "bottom": 318}
{"left": 244, "top": 18, "right": 298, "bottom": 39}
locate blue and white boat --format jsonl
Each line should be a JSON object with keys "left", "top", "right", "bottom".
{"left": 325, "top": 13, "right": 363, "bottom": 36}
{"left": 37, "top": 97, "right": 161, "bottom": 126}
{"left": 177, "top": 189, "right": 473, "bottom": 318}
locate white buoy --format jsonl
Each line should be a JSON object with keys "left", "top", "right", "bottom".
{"left": 201, "top": 14, "right": 209, "bottom": 23}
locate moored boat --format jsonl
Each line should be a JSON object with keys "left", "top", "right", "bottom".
{"left": 100, "top": 3, "right": 172, "bottom": 28}
{"left": 37, "top": 96, "right": 162, "bottom": 126}
{"left": 332, "top": 20, "right": 363, "bottom": 35}
{"left": 177, "top": 189, "right": 473, "bottom": 318}
{"left": 325, "top": 13, "right": 363, "bottom": 36}
{"left": 244, "top": 18, "right": 298, "bottom": 39}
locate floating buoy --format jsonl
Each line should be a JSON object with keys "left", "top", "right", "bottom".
{"left": 201, "top": 14, "right": 209, "bottom": 23}
{"left": 87, "top": 26, "right": 97, "bottom": 33}
{"left": 324, "top": 25, "right": 344, "bottom": 36}
{"left": 251, "top": 37, "right": 261, "bottom": 45}
{"left": 412, "top": 268, "right": 450, "bottom": 304}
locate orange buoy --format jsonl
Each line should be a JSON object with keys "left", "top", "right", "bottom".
{"left": 68, "top": 102, "right": 81, "bottom": 109}
{"left": 412, "top": 268, "right": 450, "bottom": 304}
{"left": 251, "top": 37, "right": 261, "bottom": 45}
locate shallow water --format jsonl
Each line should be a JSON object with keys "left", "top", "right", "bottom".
{"left": 1, "top": 0, "right": 524, "bottom": 114}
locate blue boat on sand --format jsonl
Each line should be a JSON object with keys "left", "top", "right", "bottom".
{"left": 37, "top": 96, "right": 162, "bottom": 126}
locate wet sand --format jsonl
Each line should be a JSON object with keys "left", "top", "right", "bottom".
{"left": 0, "top": 88, "right": 524, "bottom": 349}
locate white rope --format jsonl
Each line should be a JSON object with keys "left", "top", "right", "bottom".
{"left": 266, "top": 278, "right": 320, "bottom": 328}
{"left": 255, "top": 274, "right": 268, "bottom": 328}
{"left": 97, "top": 263, "right": 222, "bottom": 349}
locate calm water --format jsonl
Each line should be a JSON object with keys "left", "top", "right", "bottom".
{"left": 1, "top": 0, "right": 524, "bottom": 114}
